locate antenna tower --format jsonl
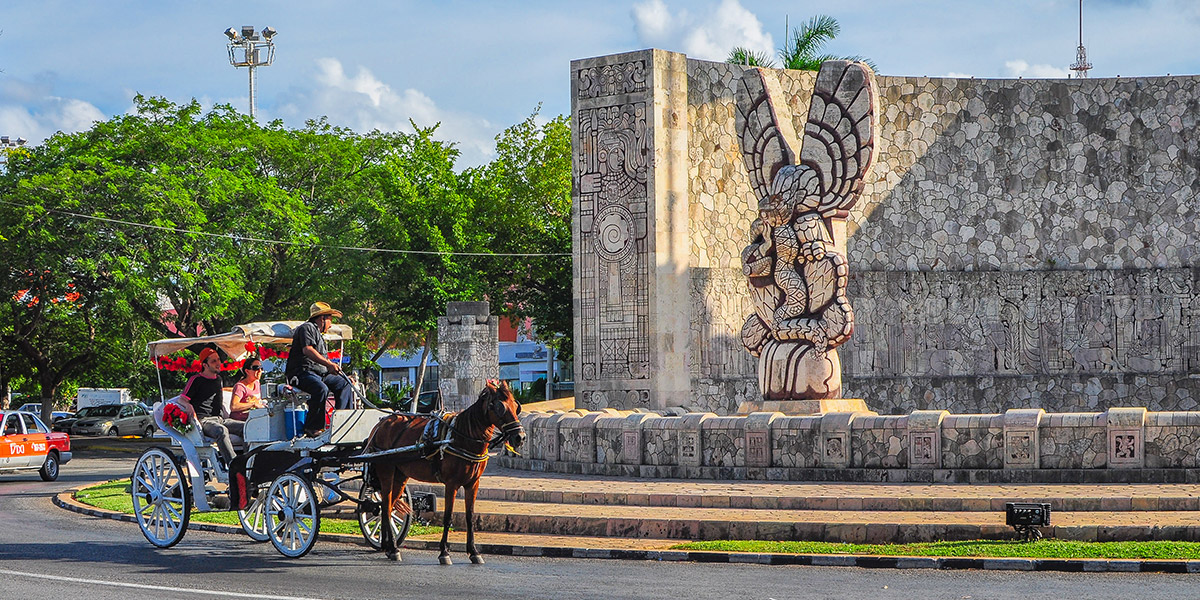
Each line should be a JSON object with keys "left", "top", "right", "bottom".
{"left": 1070, "top": 0, "right": 1092, "bottom": 78}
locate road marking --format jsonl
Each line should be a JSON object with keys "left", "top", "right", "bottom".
{"left": 0, "top": 568, "right": 328, "bottom": 600}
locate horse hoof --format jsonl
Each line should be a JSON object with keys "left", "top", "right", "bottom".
{"left": 386, "top": 552, "right": 400, "bottom": 562}
{"left": 439, "top": 555, "right": 452, "bottom": 565}
{"left": 470, "top": 554, "right": 485, "bottom": 565}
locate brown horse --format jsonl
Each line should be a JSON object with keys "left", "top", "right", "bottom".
{"left": 365, "top": 380, "right": 525, "bottom": 564}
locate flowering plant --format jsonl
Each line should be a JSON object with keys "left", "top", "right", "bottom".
{"left": 162, "top": 402, "right": 193, "bottom": 434}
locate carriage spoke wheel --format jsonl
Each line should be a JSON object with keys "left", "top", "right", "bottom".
{"left": 131, "top": 447, "right": 191, "bottom": 548}
{"left": 265, "top": 472, "right": 320, "bottom": 558}
{"left": 357, "top": 476, "right": 413, "bottom": 550}
{"left": 237, "top": 489, "right": 270, "bottom": 542}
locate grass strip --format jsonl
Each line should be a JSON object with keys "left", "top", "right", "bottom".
{"left": 672, "top": 539, "right": 1200, "bottom": 560}
{"left": 77, "top": 479, "right": 441, "bottom": 537}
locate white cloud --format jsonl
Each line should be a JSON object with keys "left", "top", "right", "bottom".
{"left": 1003, "top": 60, "right": 1072, "bottom": 79}
{"left": 276, "top": 58, "right": 499, "bottom": 168}
{"left": 944, "top": 72, "right": 974, "bottom": 78}
{"left": 0, "top": 79, "right": 105, "bottom": 145}
{"left": 631, "top": 0, "right": 774, "bottom": 62}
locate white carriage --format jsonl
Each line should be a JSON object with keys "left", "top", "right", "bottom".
{"left": 131, "top": 321, "right": 433, "bottom": 558}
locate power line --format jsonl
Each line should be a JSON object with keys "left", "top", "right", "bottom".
{"left": 0, "top": 199, "right": 570, "bottom": 258}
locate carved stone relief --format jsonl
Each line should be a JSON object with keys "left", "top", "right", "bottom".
{"left": 576, "top": 78, "right": 652, "bottom": 385}
{"left": 735, "top": 61, "right": 878, "bottom": 400}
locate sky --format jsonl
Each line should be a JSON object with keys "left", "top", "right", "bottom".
{"left": 1, "top": 0, "right": 1197, "bottom": 168}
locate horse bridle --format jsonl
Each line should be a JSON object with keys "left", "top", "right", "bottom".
{"left": 487, "top": 395, "right": 524, "bottom": 451}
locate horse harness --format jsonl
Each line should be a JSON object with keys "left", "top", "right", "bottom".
{"left": 422, "top": 411, "right": 523, "bottom": 464}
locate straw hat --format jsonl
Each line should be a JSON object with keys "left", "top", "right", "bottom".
{"left": 308, "top": 301, "right": 343, "bottom": 319}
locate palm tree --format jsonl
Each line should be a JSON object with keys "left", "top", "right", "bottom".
{"left": 727, "top": 14, "right": 874, "bottom": 71}
{"left": 726, "top": 47, "right": 776, "bottom": 68}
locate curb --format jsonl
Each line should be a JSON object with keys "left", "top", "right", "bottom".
{"left": 53, "top": 487, "right": 1200, "bottom": 573}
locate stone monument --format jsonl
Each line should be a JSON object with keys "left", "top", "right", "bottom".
{"left": 437, "top": 301, "right": 499, "bottom": 411}
{"left": 735, "top": 61, "right": 878, "bottom": 412}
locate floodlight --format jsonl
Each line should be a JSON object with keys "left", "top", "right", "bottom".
{"left": 1005, "top": 502, "right": 1050, "bottom": 542}
{"left": 1, "top": 136, "right": 8, "bottom": 144}
{"left": 223, "top": 24, "right": 276, "bottom": 120}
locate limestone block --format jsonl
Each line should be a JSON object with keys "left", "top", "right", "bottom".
{"left": 819, "top": 411, "right": 864, "bottom": 468}
{"left": 907, "top": 409, "right": 948, "bottom": 468}
{"left": 642, "top": 416, "right": 680, "bottom": 466}
{"left": 701, "top": 416, "right": 746, "bottom": 467}
{"left": 771, "top": 415, "right": 821, "bottom": 468}
{"left": 674, "top": 412, "right": 714, "bottom": 467}
{"left": 533, "top": 412, "right": 571, "bottom": 462}
{"left": 593, "top": 414, "right": 628, "bottom": 465}
{"left": 621, "top": 413, "right": 656, "bottom": 464}
{"left": 1107, "top": 407, "right": 1147, "bottom": 469}
{"left": 851, "top": 414, "right": 907, "bottom": 468}
{"left": 743, "top": 412, "right": 781, "bottom": 468}
{"left": 1003, "top": 408, "right": 1045, "bottom": 469}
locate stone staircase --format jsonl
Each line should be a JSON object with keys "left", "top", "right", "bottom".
{"left": 332, "top": 467, "right": 1200, "bottom": 545}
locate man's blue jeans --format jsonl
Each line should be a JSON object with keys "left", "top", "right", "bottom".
{"left": 294, "top": 371, "right": 354, "bottom": 435}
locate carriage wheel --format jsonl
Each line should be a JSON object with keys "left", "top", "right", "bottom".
{"left": 265, "top": 472, "right": 321, "bottom": 558}
{"left": 357, "top": 468, "right": 413, "bottom": 550}
{"left": 237, "top": 489, "right": 270, "bottom": 542}
{"left": 130, "top": 447, "right": 192, "bottom": 548}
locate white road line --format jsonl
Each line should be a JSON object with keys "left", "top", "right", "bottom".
{"left": 0, "top": 568, "right": 329, "bottom": 600}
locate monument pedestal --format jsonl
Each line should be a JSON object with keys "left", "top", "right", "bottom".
{"left": 735, "top": 398, "right": 872, "bottom": 415}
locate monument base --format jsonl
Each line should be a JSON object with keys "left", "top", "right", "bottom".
{"left": 735, "top": 398, "right": 872, "bottom": 415}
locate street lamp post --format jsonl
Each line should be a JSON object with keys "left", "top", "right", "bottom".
{"left": 0, "top": 136, "right": 28, "bottom": 171}
{"left": 223, "top": 25, "right": 277, "bottom": 120}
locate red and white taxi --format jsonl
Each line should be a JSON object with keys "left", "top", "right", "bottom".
{"left": 0, "top": 410, "right": 71, "bottom": 481}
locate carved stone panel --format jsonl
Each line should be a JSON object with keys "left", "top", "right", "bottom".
{"left": 575, "top": 97, "right": 651, "bottom": 384}
{"left": 1107, "top": 407, "right": 1147, "bottom": 468}
{"left": 1003, "top": 409, "right": 1044, "bottom": 469}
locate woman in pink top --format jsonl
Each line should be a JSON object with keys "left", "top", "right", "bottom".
{"left": 229, "top": 356, "right": 266, "bottom": 420}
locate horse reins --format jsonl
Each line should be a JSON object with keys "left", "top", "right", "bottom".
{"left": 442, "top": 403, "right": 524, "bottom": 463}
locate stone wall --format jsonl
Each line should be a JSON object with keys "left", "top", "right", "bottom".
{"left": 574, "top": 49, "right": 1200, "bottom": 415}
{"left": 499, "top": 405, "right": 1200, "bottom": 482}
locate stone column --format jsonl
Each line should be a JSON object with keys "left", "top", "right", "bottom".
{"left": 572, "top": 49, "right": 693, "bottom": 412}
{"left": 436, "top": 301, "right": 498, "bottom": 412}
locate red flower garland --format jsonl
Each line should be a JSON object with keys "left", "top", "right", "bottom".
{"left": 150, "top": 341, "right": 342, "bottom": 373}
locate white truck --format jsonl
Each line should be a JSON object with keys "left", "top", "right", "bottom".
{"left": 75, "top": 388, "right": 132, "bottom": 410}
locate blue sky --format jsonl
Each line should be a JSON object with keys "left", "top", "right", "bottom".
{"left": 1, "top": 0, "right": 1196, "bottom": 167}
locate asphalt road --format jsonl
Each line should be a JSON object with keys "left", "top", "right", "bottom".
{"left": 2, "top": 451, "right": 1200, "bottom": 600}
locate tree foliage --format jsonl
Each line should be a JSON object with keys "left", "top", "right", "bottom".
{"left": 0, "top": 97, "right": 575, "bottom": 405}
{"left": 464, "top": 110, "right": 573, "bottom": 356}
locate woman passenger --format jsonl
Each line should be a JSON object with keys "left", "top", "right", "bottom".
{"left": 229, "top": 355, "right": 266, "bottom": 420}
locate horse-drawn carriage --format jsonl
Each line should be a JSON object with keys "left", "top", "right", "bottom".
{"left": 132, "top": 321, "right": 525, "bottom": 562}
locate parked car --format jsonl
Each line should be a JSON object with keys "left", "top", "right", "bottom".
{"left": 15, "top": 403, "right": 42, "bottom": 413}
{"left": 0, "top": 410, "right": 71, "bottom": 481}
{"left": 49, "top": 411, "right": 76, "bottom": 432}
{"left": 69, "top": 403, "right": 155, "bottom": 437}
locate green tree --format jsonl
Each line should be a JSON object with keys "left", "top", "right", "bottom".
{"left": 465, "top": 110, "right": 573, "bottom": 357}
{"left": 727, "top": 15, "right": 874, "bottom": 71}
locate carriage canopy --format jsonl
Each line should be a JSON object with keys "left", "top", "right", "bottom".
{"left": 147, "top": 320, "right": 353, "bottom": 360}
